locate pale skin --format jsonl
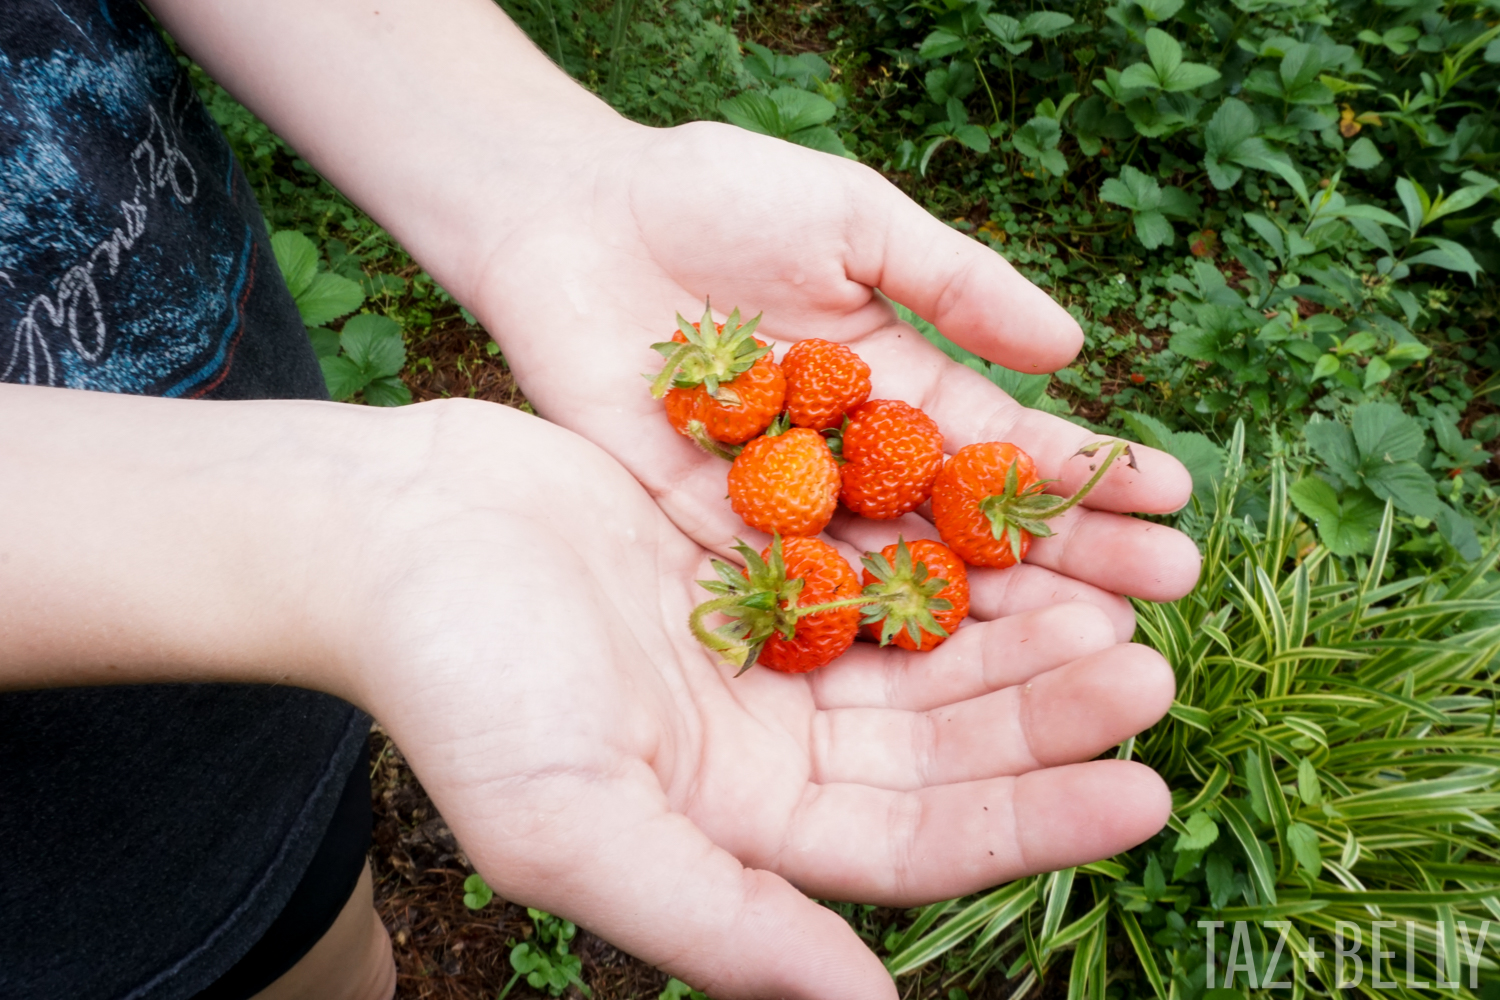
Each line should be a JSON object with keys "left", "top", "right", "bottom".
{"left": 4, "top": 0, "right": 1204, "bottom": 996}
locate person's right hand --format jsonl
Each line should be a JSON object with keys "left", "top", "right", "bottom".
{"left": 1, "top": 386, "right": 1177, "bottom": 1000}
{"left": 338, "top": 399, "right": 1177, "bottom": 1000}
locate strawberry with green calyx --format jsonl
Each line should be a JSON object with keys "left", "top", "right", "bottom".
{"left": 649, "top": 302, "right": 786, "bottom": 446}
{"left": 932, "top": 440, "right": 1136, "bottom": 569}
{"left": 727, "top": 420, "right": 841, "bottom": 537}
{"left": 689, "top": 535, "right": 868, "bottom": 675}
{"left": 860, "top": 538, "right": 969, "bottom": 651}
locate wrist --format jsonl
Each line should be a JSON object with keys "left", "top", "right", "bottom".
{"left": 0, "top": 386, "right": 401, "bottom": 703}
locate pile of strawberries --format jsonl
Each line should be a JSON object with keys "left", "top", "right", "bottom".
{"left": 650, "top": 302, "right": 1131, "bottom": 676}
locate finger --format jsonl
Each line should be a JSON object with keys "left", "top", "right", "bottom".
{"left": 743, "top": 759, "right": 1170, "bottom": 904}
{"left": 809, "top": 601, "right": 1120, "bottom": 711}
{"left": 842, "top": 169, "right": 1083, "bottom": 373}
{"left": 966, "top": 563, "right": 1136, "bottom": 640}
{"left": 808, "top": 643, "right": 1173, "bottom": 790}
{"left": 1023, "top": 506, "right": 1203, "bottom": 603}
{"left": 464, "top": 768, "right": 895, "bottom": 1000}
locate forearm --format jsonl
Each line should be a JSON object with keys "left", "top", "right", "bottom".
{"left": 0, "top": 385, "right": 381, "bottom": 697}
{"left": 145, "top": 0, "right": 636, "bottom": 308}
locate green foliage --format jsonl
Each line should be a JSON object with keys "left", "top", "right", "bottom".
{"left": 317, "top": 315, "right": 412, "bottom": 407}
{"left": 270, "top": 230, "right": 411, "bottom": 406}
{"left": 462, "top": 873, "right": 495, "bottom": 910}
{"left": 499, "top": 908, "right": 592, "bottom": 1000}
{"left": 882, "top": 426, "right": 1500, "bottom": 1000}
{"left": 270, "top": 231, "right": 364, "bottom": 328}
{"left": 1294, "top": 402, "right": 1481, "bottom": 558}
{"left": 658, "top": 979, "right": 708, "bottom": 1000}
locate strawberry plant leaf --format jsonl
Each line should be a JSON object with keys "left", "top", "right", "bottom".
{"left": 270, "top": 230, "right": 318, "bottom": 300}
{"left": 1134, "top": 209, "right": 1174, "bottom": 249}
{"left": 362, "top": 375, "right": 412, "bottom": 407}
{"left": 1304, "top": 417, "right": 1362, "bottom": 487}
{"left": 768, "top": 87, "right": 836, "bottom": 132}
{"left": 319, "top": 355, "right": 369, "bottom": 402}
{"left": 294, "top": 270, "right": 365, "bottom": 327}
{"left": 1362, "top": 461, "right": 1442, "bottom": 519}
{"left": 1289, "top": 477, "right": 1382, "bottom": 555}
{"left": 1351, "top": 401, "right": 1423, "bottom": 464}
{"left": 308, "top": 326, "right": 340, "bottom": 359}
{"left": 340, "top": 313, "right": 406, "bottom": 378}
{"left": 918, "top": 28, "right": 967, "bottom": 60}
{"left": 1020, "top": 11, "right": 1074, "bottom": 38}
{"left": 1164, "top": 60, "right": 1220, "bottom": 92}
{"left": 1144, "top": 29, "right": 1184, "bottom": 84}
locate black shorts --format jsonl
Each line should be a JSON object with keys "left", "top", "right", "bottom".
{"left": 191, "top": 745, "right": 372, "bottom": 1000}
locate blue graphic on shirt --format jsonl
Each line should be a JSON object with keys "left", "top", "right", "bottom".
{"left": 0, "top": 0, "right": 264, "bottom": 397}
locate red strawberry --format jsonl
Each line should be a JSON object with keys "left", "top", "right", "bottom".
{"left": 728, "top": 426, "right": 841, "bottom": 537}
{"left": 689, "top": 536, "right": 863, "bottom": 674}
{"left": 650, "top": 302, "right": 786, "bottom": 447}
{"left": 932, "top": 440, "right": 1134, "bottom": 568}
{"left": 860, "top": 538, "right": 969, "bottom": 651}
{"left": 838, "top": 399, "right": 945, "bottom": 519}
{"left": 782, "top": 339, "right": 872, "bottom": 430}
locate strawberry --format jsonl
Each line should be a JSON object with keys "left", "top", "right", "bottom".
{"left": 727, "top": 425, "right": 841, "bottom": 537}
{"left": 690, "top": 536, "right": 864, "bottom": 674}
{"left": 932, "top": 440, "right": 1134, "bottom": 568}
{"left": 860, "top": 538, "right": 969, "bottom": 651}
{"left": 781, "top": 339, "right": 872, "bottom": 430}
{"left": 838, "top": 399, "right": 945, "bottom": 519}
{"left": 650, "top": 302, "right": 786, "bottom": 448}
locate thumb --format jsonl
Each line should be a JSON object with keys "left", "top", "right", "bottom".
{"left": 843, "top": 165, "right": 1083, "bottom": 373}
{"left": 465, "top": 771, "right": 895, "bottom": 1000}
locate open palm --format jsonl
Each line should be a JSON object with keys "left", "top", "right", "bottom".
{"left": 469, "top": 122, "right": 1202, "bottom": 636}
{"left": 352, "top": 403, "right": 1175, "bottom": 1000}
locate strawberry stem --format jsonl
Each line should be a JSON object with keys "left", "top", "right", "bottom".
{"left": 1040, "top": 440, "right": 1133, "bottom": 519}
{"left": 687, "top": 595, "right": 754, "bottom": 669}
{"left": 686, "top": 421, "right": 742, "bottom": 461}
{"left": 789, "top": 593, "right": 894, "bottom": 618}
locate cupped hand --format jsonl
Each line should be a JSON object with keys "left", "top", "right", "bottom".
{"left": 468, "top": 122, "right": 1201, "bottom": 635}
{"left": 349, "top": 400, "right": 1176, "bottom": 1000}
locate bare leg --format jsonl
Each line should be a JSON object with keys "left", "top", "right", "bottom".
{"left": 249, "top": 861, "right": 395, "bottom": 1000}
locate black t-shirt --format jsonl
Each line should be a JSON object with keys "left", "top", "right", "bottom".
{"left": 0, "top": 3, "right": 368, "bottom": 998}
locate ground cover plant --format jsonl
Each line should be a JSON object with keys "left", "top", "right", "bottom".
{"left": 167, "top": 0, "right": 1500, "bottom": 992}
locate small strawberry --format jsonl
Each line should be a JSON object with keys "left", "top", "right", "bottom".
{"left": 781, "top": 339, "right": 872, "bottom": 430}
{"left": 650, "top": 302, "right": 786, "bottom": 448}
{"left": 838, "top": 399, "right": 945, "bottom": 519}
{"left": 727, "top": 424, "right": 841, "bottom": 537}
{"left": 932, "top": 440, "right": 1134, "bottom": 568}
{"left": 690, "top": 536, "right": 864, "bottom": 674}
{"left": 860, "top": 538, "right": 969, "bottom": 651}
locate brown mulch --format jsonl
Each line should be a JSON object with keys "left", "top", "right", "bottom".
{"left": 403, "top": 318, "right": 528, "bottom": 409}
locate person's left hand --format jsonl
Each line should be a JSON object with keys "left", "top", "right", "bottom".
{"left": 463, "top": 122, "right": 1201, "bottom": 636}
{"left": 151, "top": 0, "right": 1198, "bottom": 635}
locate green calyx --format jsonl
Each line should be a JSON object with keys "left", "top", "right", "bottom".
{"left": 858, "top": 538, "right": 953, "bottom": 648}
{"left": 688, "top": 535, "right": 890, "bottom": 675}
{"left": 979, "top": 440, "right": 1137, "bottom": 564}
{"left": 647, "top": 300, "right": 767, "bottom": 401}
